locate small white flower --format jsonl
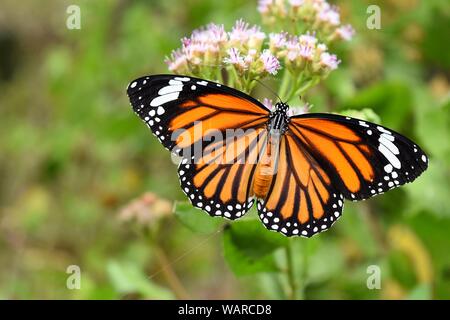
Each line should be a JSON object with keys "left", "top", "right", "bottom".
{"left": 257, "top": 0, "right": 273, "bottom": 14}
{"left": 269, "top": 32, "right": 287, "bottom": 49}
{"left": 289, "top": 0, "right": 304, "bottom": 7}
{"left": 262, "top": 98, "right": 275, "bottom": 111}
{"left": 317, "top": 43, "right": 328, "bottom": 52}
{"left": 335, "top": 24, "right": 355, "bottom": 41}
{"left": 320, "top": 52, "right": 340, "bottom": 70}
{"left": 299, "top": 44, "right": 315, "bottom": 60}
{"left": 299, "top": 33, "right": 318, "bottom": 47}
{"left": 229, "top": 19, "right": 266, "bottom": 50}
{"left": 317, "top": 4, "right": 340, "bottom": 26}
{"left": 288, "top": 103, "right": 311, "bottom": 116}
{"left": 223, "top": 47, "right": 247, "bottom": 70}
{"left": 165, "top": 49, "right": 187, "bottom": 72}
{"left": 259, "top": 49, "right": 281, "bottom": 75}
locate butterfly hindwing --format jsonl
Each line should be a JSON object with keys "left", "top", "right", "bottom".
{"left": 257, "top": 134, "right": 345, "bottom": 237}
{"left": 178, "top": 126, "right": 268, "bottom": 219}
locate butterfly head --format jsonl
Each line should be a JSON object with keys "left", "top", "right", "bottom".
{"left": 275, "top": 102, "right": 289, "bottom": 113}
{"left": 269, "top": 102, "right": 290, "bottom": 133}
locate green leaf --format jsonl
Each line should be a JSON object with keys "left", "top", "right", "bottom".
{"left": 405, "top": 159, "right": 450, "bottom": 217}
{"left": 416, "top": 100, "right": 450, "bottom": 164}
{"left": 174, "top": 201, "right": 224, "bottom": 234}
{"left": 107, "top": 260, "right": 174, "bottom": 299}
{"left": 335, "top": 203, "right": 379, "bottom": 258}
{"left": 422, "top": 8, "right": 450, "bottom": 70}
{"left": 388, "top": 250, "right": 418, "bottom": 288}
{"left": 307, "top": 242, "right": 345, "bottom": 284}
{"left": 223, "top": 219, "right": 288, "bottom": 276}
{"left": 325, "top": 67, "right": 356, "bottom": 103}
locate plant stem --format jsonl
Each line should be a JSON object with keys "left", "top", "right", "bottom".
{"left": 144, "top": 228, "right": 190, "bottom": 299}
{"left": 285, "top": 75, "right": 320, "bottom": 103}
{"left": 299, "top": 241, "right": 309, "bottom": 299}
{"left": 278, "top": 69, "right": 291, "bottom": 101}
{"left": 285, "top": 240, "right": 298, "bottom": 300}
{"left": 361, "top": 202, "right": 388, "bottom": 255}
{"left": 152, "top": 243, "right": 190, "bottom": 299}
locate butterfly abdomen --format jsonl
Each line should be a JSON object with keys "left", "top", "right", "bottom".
{"left": 252, "top": 131, "right": 281, "bottom": 199}
{"left": 253, "top": 163, "right": 275, "bottom": 199}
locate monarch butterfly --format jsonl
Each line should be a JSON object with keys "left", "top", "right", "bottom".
{"left": 127, "top": 74, "right": 428, "bottom": 237}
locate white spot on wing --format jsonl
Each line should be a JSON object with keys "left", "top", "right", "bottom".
{"left": 150, "top": 92, "right": 179, "bottom": 107}
{"left": 158, "top": 84, "right": 183, "bottom": 95}
{"left": 169, "top": 80, "right": 182, "bottom": 85}
{"left": 359, "top": 121, "right": 369, "bottom": 127}
{"left": 379, "top": 144, "right": 401, "bottom": 169}
{"left": 174, "top": 77, "right": 190, "bottom": 82}
{"left": 157, "top": 106, "right": 165, "bottom": 115}
{"left": 377, "top": 126, "right": 391, "bottom": 134}
{"left": 379, "top": 134, "right": 399, "bottom": 155}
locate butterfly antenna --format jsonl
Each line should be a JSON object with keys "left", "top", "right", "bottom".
{"left": 255, "top": 79, "right": 283, "bottom": 104}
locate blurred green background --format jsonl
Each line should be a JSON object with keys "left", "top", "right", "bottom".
{"left": 0, "top": 0, "right": 449, "bottom": 299}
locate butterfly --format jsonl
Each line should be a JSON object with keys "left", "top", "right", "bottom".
{"left": 127, "top": 74, "right": 428, "bottom": 237}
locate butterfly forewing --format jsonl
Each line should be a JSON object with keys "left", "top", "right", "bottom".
{"left": 288, "top": 113, "right": 428, "bottom": 201}
{"left": 127, "top": 75, "right": 270, "bottom": 157}
{"left": 127, "top": 74, "right": 271, "bottom": 220}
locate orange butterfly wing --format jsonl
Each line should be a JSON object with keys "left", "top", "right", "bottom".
{"left": 179, "top": 126, "right": 267, "bottom": 219}
{"left": 257, "top": 134, "right": 344, "bottom": 237}
{"left": 257, "top": 113, "right": 428, "bottom": 237}
{"left": 127, "top": 75, "right": 271, "bottom": 219}
{"left": 127, "top": 75, "right": 269, "bottom": 158}
{"left": 288, "top": 113, "right": 428, "bottom": 200}
{"left": 128, "top": 76, "right": 428, "bottom": 237}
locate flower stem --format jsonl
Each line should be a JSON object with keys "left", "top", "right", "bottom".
{"left": 153, "top": 243, "right": 190, "bottom": 299}
{"left": 278, "top": 69, "right": 291, "bottom": 101}
{"left": 299, "top": 241, "right": 309, "bottom": 299}
{"left": 285, "top": 239, "right": 298, "bottom": 299}
{"left": 145, "top": 228, "right": 190, "bottom": 299}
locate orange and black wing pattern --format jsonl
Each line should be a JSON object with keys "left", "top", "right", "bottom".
{"left": 257, "top": 134, "right": 345, "bottom": 237}
{"left": 127, "top": 74, "right": 271, "bottom": 220}
{"left": 126, "top": 75, "right": 270, "bottom": 158}
{"left": 288, "top": 113, "right": 428, "bottom": 200}
{"left": 179, "top": 127, "right": 267, "bottom": 219}
{"left": 127, "top": 75, "right": 428, "bottom": 237}
{"left": 257, "top": 113, "right": 428, "bottom": 237}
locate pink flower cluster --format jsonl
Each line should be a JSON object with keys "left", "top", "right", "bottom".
{"left": 165, "top": 20, "right": 281, "bottom": 78}
{"left": 269, "top": 32, "right": 340, "bottom": 74}
{"left": 258, "top": 0, "right": 355, "bottom": 43}
{"left": 165, "top": 23, "right": 228, "bottom": 74}
{"left": 164, "top": 0, "right": 355, "bottom": 98}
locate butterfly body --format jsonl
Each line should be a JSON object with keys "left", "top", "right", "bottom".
{"left": 252, "top": 129, "right": 281, "bottom": 199}
{"left": 127, "top": 74, "right": 428, "bottom": 237}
